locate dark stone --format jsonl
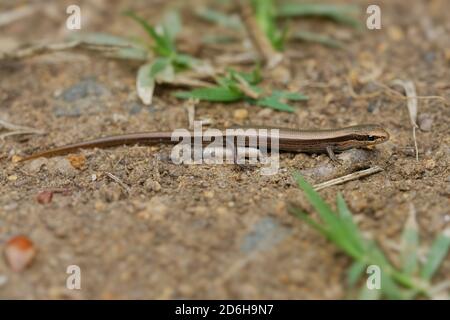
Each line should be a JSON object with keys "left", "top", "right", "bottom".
{"left": 61, "top": 77, "right": 110, "bottom": 102}
{"left": 240, "top": 217, "right": 291, "bottom": 254}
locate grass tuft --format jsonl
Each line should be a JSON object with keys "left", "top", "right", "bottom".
{"left": 122, "top": 10, "right": 198, "bottom": 104}
{"left": 174, "top": 68, "right": 307, "bottom": 112}
{"left": 289, "top": 172, "right": 450, "bottom": 299}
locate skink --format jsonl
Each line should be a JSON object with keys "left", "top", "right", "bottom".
{"left": 19, "top": 124, "right": 389, "bottom": 162}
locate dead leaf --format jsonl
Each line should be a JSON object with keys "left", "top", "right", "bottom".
{"left": 392, "top": 79, "right": 418, "bottom": 127}
{"left": 136, "top": 62, "right": 155, "bottom": 105}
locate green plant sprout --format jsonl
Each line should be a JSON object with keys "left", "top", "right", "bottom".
{"left": 251, "top": 0, "right": 288, "bottom": 51}
{"left": 289, "top": 172, "right": 450, "bottom": 300}
{"left": 276, "top": 3, "right": 361, "bottom": 29}
{"left": 174, "top": 68, "right": 308, "bottom": 112}
{"left": 196, "top": 2, "right": 360, "bottom": 50}
{"left": 124, "top": 10, "right": 199, "bottom": 105}
{"left": 70, "top": 10, "right": 198, "bottom": 105}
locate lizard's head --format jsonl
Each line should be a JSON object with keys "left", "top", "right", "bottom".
{"left": 332, "top": 124, "right": 390, "bottom": 151}
{"left": 351, "top": 124, "right": 390, "bottom": 146}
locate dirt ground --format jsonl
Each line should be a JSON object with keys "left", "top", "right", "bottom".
{"left": 0, "top": 0, "right": 449, "bottom": 299}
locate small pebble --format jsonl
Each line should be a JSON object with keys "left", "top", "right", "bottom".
{"left": 24, "top": 158, "right": 47, "bottom": 174}
{"left": 67, "top": 154, "right": 86, "bottom": 170}
{"left": 424, "top": 159, "right": 436, "bottom": 170}
{"left": 418, "top": 113, "right": 433, "bottom": 132}
{"left": 125, "top": 102, "right": 143, "bottom": 115}
{"left": 4, "top": 235, "right": 37, "bottom": 272}
{"left": 257, "top": 108, "right": 273, "bottom": 117}
{"left": 387, "top": 26, "right": 404, "bottom": 41}
{"left": 61, "top": 78, "right": 110, "bottom": 102}
{"left": 37, "top": 191, "right": 53, "bottom": 204}
{"left": 424, "top": 52, "right": 436, "bottom": 63}
{"left": 216, "top": 207, "right": 228, "bottom": 215}
{"left": 398, "top": 183, "right": 411, "bottom": 191}
{"left": 144, "top": 178, "right": 161, "bottom": 192}
{"left": 203, "top": 191, "right": 214, "bottom": 198}
{"left": 3, "top": 202, "right": 18, "bottom": 211}
{"left": 51, "top": 158, "right": 78, "bottom": 177}
{"left": 11, "top": 155, "right": 22, "bottom": 163}
{"left": 94, "top": 201, "right": 107, "bottom": 212}
{"left": 0, "top": 275, "right": 8, "bottom": 286}
{"left": 240, "top": 217, "right": 291, "bottom": 254}
{"left": 233, "top": 108, "right": 249, "bottom": 121}
{"left": 7, "top": 175, "right": 17, "bottom": 181}
{"left": 143, "top": 197, "right": 168, "bottom": 217}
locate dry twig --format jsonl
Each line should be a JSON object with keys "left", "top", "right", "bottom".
{"left": 236, "top": 1, "right": 283, "bottom": 68}
{"left": 105, "top": 172, "right": 131, "bottom": 194}
{"left": 313, "top": 166, "right": 384, "bottom": 191}
{"left": 0, "top": 118, "right": 44, "bottom": 140}
{"left": 0, "top": 40, "right": 132, "bottom": 61}
{"left": 184, "top": 98, "right": 198, "bottom": 129}
{"left": 0, "top": 5, "right": 36, "bottom": 27}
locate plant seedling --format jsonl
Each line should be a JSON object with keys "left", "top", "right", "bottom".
{"left": 289, "top": 172, "right": 450, "bottom": 299}
{"left": 174, "top": 68, "right": 308, "bottom": 112}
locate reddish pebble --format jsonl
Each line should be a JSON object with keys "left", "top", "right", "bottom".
{"left": 37, "top": 191, "right": 53, "bottom": 204}
{"left": 67, "top": 154, "right": 86, "bottom": 170}
{"left": 4, "top": 235, "right": 37, "bottom": 272}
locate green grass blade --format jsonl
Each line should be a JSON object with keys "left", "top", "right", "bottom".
{"left": 173, "top": 54, "right": 198, "bottom": 69}
{"left": 293, "top": 173, "right": 362, "bottom": 259}
{"left": 150, "top": 57, "right": 170, "bottom": 77}
{"left": 277, "top": 3, "right": 361, "bottom": 28}
{"left": 162, "top": 11, "right": 181, "bottom": 41}
{"left": 124, "top": 11, "right": 158, "bottom": 39}
{"left": 289, "top": 172, "right": 438, "bottom": 298}
{"left": 111, "top": 47, "right": 149, "bottom": 61}
{"left": 229, "top": 68, "right": 262, "bottom": 85}
{"left": 359, "top": 263, "right": 404, "bottom": 300}
{"left": 358, "top": 285, "right": 382, "bottom": 300}
{"left": 291, "top": 31, "right": 344, "bottom": 49}
{"left": 195, "top": 7, "right": 242, "bottom": 29}
{"left": 347, "top": 260, "right": 366, "bottom": 287}
{"left": 336, "top": 194, "right": 365, "bottom": 254}
{"left": 420, "top": 230, "right": 450, "bottom": 281}
{"left": 201, "top": 35, "right": 238, "bottom": 44}
{"left": 288, "top": 205, "right": 329, "bottom": 237}
{"left": 174, "top": 86, "right": 244, "bottom": 102}
{"left": 216, "top": 76, "right": 236, "bottom": 89}
{"left": 272, "top": 90, "right": 309, "bottom": 101}
{"left": 380, "top": 271, "right": 406, "bottom": 299}
{"left": 124, "top": 11, "right": 173, "bottom": 56}
{"left": 156, "top": 63, "right": 175, "bottom": 83}
{"left": 251, "top": 0, "right": 285, "bottom": 50}
{"left": 293, "top": 173, "right": 336, "bottom": 217}
{"left": 70, "top": 32, "right": 134, "bottom": 47}
{"left": 255, "top": 97, "right": 295, "bottom": 112}
{"left": 400, "top": 207, "right": 419, "bottom": 276}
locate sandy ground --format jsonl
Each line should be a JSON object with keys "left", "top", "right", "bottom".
{"left": 0, "top": 0, "right": 449, "bottom": 299}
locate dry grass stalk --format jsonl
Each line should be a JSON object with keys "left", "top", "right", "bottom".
{"left": 313, "top": 166, "right": 384, "bottom": 191}
{"left": 236, "top": 1, "right": 283, "bottom": 68}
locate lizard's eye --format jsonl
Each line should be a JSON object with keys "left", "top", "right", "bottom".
{"left": 368, "top": 135, "right": 376, "bottom": 141}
